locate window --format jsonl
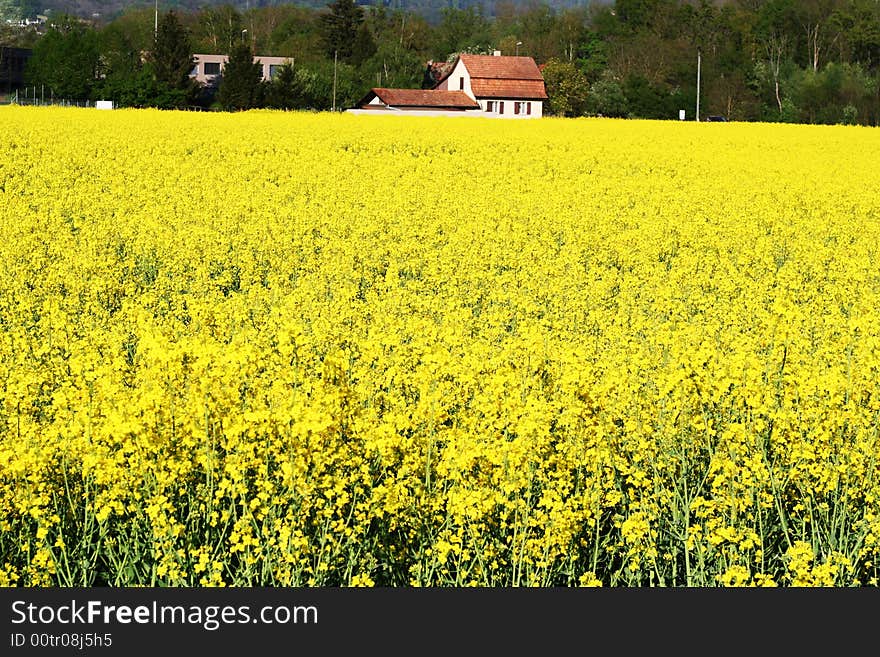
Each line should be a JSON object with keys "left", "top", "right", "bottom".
{"left": 499, "top": 101, "right": 504, "bottom": 114}
{"left": 514, "top": 102, "right": 521, "bottom": 115}
{"left": 459, "top": 77, "right": 465, "bottom": 90}
{"left": 269, "top": 64, "right": 281, "bottom": 79}
{"left": 485, "top": 101, "right": 494, "bottom": 112}
{"left": 204, "top": 62, "right": 221, "bottom": 75}
{"left": 526, "top": 102, "right": 531, "bottom": 115}
{"left": 514, "top": 101, "right": 531, "bottom": 115}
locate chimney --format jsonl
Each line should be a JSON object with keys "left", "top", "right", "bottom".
{"left": 493, "top": 50, "right": 501, "bottom": 56}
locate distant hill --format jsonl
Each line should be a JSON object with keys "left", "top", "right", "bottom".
{"left": 6, "top": 0, "right": 608, "bottom": 25}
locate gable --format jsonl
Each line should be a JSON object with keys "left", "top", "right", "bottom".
{"left": 432, "top": 54, "right": 547, "bottom": 100}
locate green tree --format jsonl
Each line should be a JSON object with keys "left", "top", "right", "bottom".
{"left": 263, "top": 61, "right": 305, "bottom": 109}
{"left": 830, "top": 0, "right": 880, "bottom": 71}
{"left": 586, "top": 73, "right": 630, "bottom": 117}
{"left": 268, "top": 7, "right": 323, "bottom": 62}
{"left": 362, "top": 40, "right": 424, "bottom": 90}
{"left": 1, "top": 20, "right": 39, "bottom": 49}
{"left": 97, "top": 66, "right": 159, "bottom": 109}
{"left": 432, "top": 6, "right": 491, "bottom": 59}
{"left": 101, "top": 6, "right": 155, "bottom": 55}
{"left": 25, "top": 16, "right": 100, "bottom": 100}
{"left": 217, "top": 41, "right": 262, "bottom": 111}
{"left": 542, "top": 57, "right": 590, "bottom": 117}
{"left": 95, "top": 21, "right": 157, "bottom": 107}
{"left": 365, "top": 6, "right": 431, "bottom": 54}
{"left": 575, "top": 30, "right": 609, "bottom": 81}
{"left": 623, "top": 74, "right": 684, "bottom": 119}
{"left": 319, "top": 0, "right": 364, "bottom": 63}
{"left": 149, "top": 11, "right": 196, "bottom": 98}
{"left": 789, "top": 61, "right": 876, "bottom": 123}
{"left": 195, "top": 4, "right": 243, "bottom": 54}
{"left": 350, "top": 22, "right": 378, "bottom": 67}
{"left": 615, "top": 0, "right": 680, "bottom": 36}
{"left": 517, "top": 4, "right": 561, "bottom": 62}
{"left": 0, "top": 0, "right": 18, "bottom": 21}
{"left": 295, "top": 59, "right": 360, "bottom": 110}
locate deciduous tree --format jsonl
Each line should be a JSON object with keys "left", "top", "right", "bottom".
{"left": 542, "top": 57, "right": 590, "bottom": 116}
{"left": 25, "top": 16, "right": 99, "bottom": 100}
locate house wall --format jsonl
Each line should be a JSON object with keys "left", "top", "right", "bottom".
{"left": 348, "top": 107, "right": 535, "bottom": 119}
{"left": 479, "top": 99, "right": 543, "bottom": 118}
{"left": 435, "top": 58, "right": 473, "bottom": 99}
{"left": 191, "top": 54, "right": 226, "bottom": 86}
{"left": 255, "top": 57, "right": 292, "bottom": 83}
{"left": 347, "top": 109, "right": 488, "bottom": 118}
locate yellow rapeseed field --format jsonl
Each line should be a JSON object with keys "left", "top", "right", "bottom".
{"left": 1, "top": 106, "right": 878, "bottom": 587}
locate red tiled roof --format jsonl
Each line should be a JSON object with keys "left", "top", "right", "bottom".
{"left": 470, "top": 79, "right": 548, "bottom": 100}
{"left": 459, "top": 54, "right": 545, "bottom": 80}
{"left": 368, "top": 88, "right": 480, "bottom": 109}
{"left": 432, "top": 54, "right": 547, "bottom": 100}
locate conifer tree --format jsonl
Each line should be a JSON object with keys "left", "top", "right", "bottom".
{"left": 148, "top": 10, "right": 197, "bottom": 108}
{"left": 350, "top": 22, "right": 377, "bottom": 66}
{"left": 264, "top": 62, "right": 305, "bottom": 110}
{"left": 319, "top": 0, "right": 364, "bottom": 63}
{"left": 217, "top": 41, "right": 262, "bottom": 111}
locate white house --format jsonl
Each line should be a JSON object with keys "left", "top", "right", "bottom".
{"left": 433, "top": 52, "right": 547, "bottom": 117}
{"left": 350, "top": 51, "right": 547, "bottom": 118}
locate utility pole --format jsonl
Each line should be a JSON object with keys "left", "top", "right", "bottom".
{"left": 696, "top": 49, "right": 701, "bottom": 122}
{"left": 154, "top": 0, "right": 158, "bottom": 39}
{"left": 332, "top": 50, "right": 337, "bottom": 112}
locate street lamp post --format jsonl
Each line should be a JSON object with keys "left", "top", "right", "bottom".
{"left": 696, "top": 49, "right": 701, "bottom": 122}
{"left": 516, "top": 41, "right": 522, "bottom": 56}
{"left": 154, "top": 0, "right": 158, "bottom": 39}
{"left": 332, "top": 50, "right": 338, "bottom": 111}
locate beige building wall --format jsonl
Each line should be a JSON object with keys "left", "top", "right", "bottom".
{"left": 191, "top": 54, "right": 293, "bottom": 86}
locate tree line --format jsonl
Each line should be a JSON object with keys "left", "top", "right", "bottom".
{"left": 8, "top": 0, "right": 880, "bottom": 124}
